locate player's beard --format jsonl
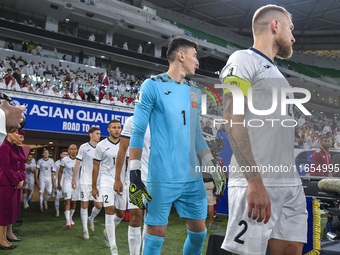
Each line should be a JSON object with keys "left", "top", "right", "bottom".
{"left": 110, "top": 134, "right": 120, "bottom": 139}
{"left": 275, "top": 34, "right": 293, "bottom": 59}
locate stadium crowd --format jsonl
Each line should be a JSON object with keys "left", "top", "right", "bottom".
{"left": 0, "top": 53, "right": 148, "bottom": 106}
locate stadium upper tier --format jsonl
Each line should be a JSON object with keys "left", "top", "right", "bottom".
{"left": 167, "top": 20, "right": 340, "bottom": 83}
{"left": 0, "top": 0, "right": 339, "bottom": 84}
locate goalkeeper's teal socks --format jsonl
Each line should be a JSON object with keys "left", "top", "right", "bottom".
{"left": 183, "top": 229, "right": 207, "bottom": 255}
{"left": 143, "top": 234, "right": 164, "bottom": 255}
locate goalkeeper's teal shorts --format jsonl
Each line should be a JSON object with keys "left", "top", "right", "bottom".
{"left": 144, "top": 179, "right": 207, "bottom": 226}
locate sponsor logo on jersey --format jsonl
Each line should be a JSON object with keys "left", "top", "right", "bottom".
{"left": 164, "top": 91, "right": 172, "bottom": 95}
{"left": 227, "top": 65, "right": 238, "bottom": 76}
{"left": 192, "top": 102, "right": 198, "bottom": 108}
{"left": 190, "top": 91, "right": 198, "bottom": 102}
{"left": 264, "top": 65, "right": 271, "bottom": 69}
{"left": 136, "top": 91, "right": 143, "bottom": 103}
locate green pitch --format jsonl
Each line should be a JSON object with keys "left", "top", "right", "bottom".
{"left": 8, "top": 201, "right": 228, "bottom": 254}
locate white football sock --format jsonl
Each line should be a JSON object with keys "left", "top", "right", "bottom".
{"left": 105, "top": 214, "right": 116, "bottom": 249}
{"left": 65, "top": 210, "right": 70, "bottom": 224}
{"left": 44, "top": 190, "right": 51, "bottom": 202}
{"left": 142, "top": 222, "right": 147, "bottom": 252}
{"left": 70, "top": 209, "right": 75, "bottom": 219}
{"left": 89, "top": 206, "right": 101, "bottom": 222}
{"left": 80, "top": 208, "right": 88, "bottom": 232}
{"left": 23, "top": 194, "right": 27, "bottom": 204}
{"left": 39, "top": 192, "right": 43, "bottom": 208}
{"left": 128, "top": 226, "right": 141, "bottom": 255}
{"left": 113, "top": 215, "right": 123, "bottom": 227}
{"left": 55, "top": 199, "right": 59, "bottom": 213}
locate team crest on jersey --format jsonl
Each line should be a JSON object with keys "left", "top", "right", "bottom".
{"left": 136, "top": 91, "right": 143, "bottom": 103}
{"left": 227, "top": 65, "right": 238, "bottom": 77}
{"left": 190, "top": 91, "right": 198, "bottom": 102}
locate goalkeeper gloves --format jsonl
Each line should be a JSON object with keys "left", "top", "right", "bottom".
{"left": 129, "top": 160, "right": 152, "bottom": 210}
{"left": 203, "top": 153, "right": 227, "bottom": 196}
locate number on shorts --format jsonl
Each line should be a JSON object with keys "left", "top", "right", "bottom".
{"left": 81, "top": 192, "right": 84, "bottom": 198}
{"left": 234, "top": 220, "right": 248, "bottom": 245}
{"left": 103, "top": 195, "right": 108, "bottom": 203}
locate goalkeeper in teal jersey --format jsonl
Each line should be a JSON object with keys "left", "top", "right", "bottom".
{"left": 129, "top": 37, "right": 226, "bottom": 255}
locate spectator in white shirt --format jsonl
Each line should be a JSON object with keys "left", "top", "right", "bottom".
{"left": 36, "top": 44, "right": 43, "bottom": 56}
{"left": 88, "top": 34, "right": 95, "bottom": 42}
{"left": 114, "top": 95, "right": 124, "bottom": 106}
{"left": 323, "top": 123, "right": 332, "bottom": 134}
{"left": 7, "top": 79, "right": 21, "bottom": 92}
{"left": 115, "top": 67, "right": 121, "bottom": 80}
{"left": 0, "top": 78, "right": 6, "bottom": 89}
{"left": 44, "top": 82, "right": 53, "bottom": 96}
{"left": 118, "top": 83, "right": 126, "bottom": 94}
{"left": 101, "top": 95, "right": 112, "bottom": 105}
{"left": 26, "top": 62, "right": 34, "bottom": 75}
{"left": 298, "top": 115, "right": 306, "bottom": 128}
{"left": 53, "top": 48, "right": 58, "bottom": 58}
{"left": 138, "top": 44, "right": 142, "bottom": 53}
{"left": 123, "top": 98, "right": 130, "bottom": 107}
{"left": 21, "top": 81, "right": 30, "bottom": 92}
{"left": 27, "top": 86, "right": 34, "bottom": 93}
{"left": 125, "top": 82, "right": 131, "bottom": 92}
{"left": 123, "top": 42, "right": 128, "bottom": 50}
{"left": 72, "top": 91, "right": 82, "bottom": 101}
{"left": 52, "top": 86, "right": 61, "bottom": 97}
{"left": 35, "top": 83, "right": 43, "bottom": 94}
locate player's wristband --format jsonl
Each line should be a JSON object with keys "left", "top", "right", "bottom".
{"left": 202, "top": 153, "right": 214, "bottom": 164}
{"left": 129, "top": 159, "right": 141, "bottom": 171}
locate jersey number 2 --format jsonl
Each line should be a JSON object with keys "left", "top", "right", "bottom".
{"left": 234, "top": 220, "right": 248, "bottom": 245}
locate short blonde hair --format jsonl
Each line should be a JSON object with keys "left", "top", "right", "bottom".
{"left": 252, "top": 4, "right": 292, "bottom": 36}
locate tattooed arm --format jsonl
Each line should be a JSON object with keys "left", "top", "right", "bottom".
{"left": 224, "top": 92, "right": 271, "bottom": 223}
{"left": 223, "top": 92, "right": 260, "bottom": 180}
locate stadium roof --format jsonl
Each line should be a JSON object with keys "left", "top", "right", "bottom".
{"left": 145, "top": 0, "right": 340, "bottom": 50}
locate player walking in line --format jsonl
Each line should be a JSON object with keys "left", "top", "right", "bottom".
{"left": 23, "top": 154, "right": 36, "bottom": 209}
{"left": 114, "top": 116, "right": 150, "bottom": 255}
{"left": 129, "top": 37, "right": 226, "bottom": 255}
{"left": 52, "top": 149, "right": 68, "bottom": 217}
{"left": 220, "top": 5, "right": 307, "bottom": 255}
{"left": 36, "top": 149, "right": 55, "bottom": 212}
{"left": 92, "top": 120, "right": 127, "bottom": 255}
{"left": 72, "top": 126, "right": 103, "bottom": 239}
{"left": 58, "top": 144, "right": 78, "bottom": 228}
